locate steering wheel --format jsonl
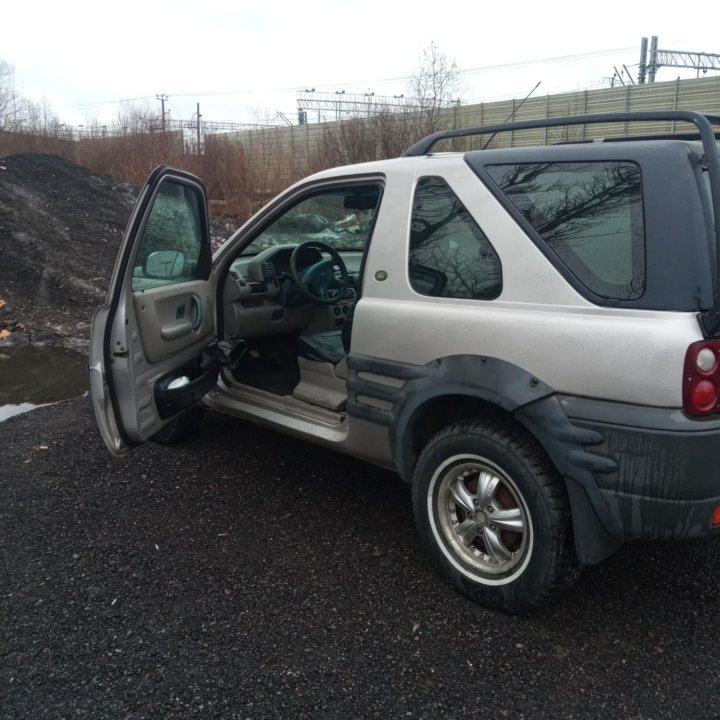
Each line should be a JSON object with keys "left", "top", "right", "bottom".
{"left": 289, "top": 240, "right": 349, "bottom": 305}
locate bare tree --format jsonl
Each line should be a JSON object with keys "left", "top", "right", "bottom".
{"left": 370, "top": 108, "right": 413, "bottom": 159}
{"left": 114, "top": 101, "right": 158, "bottom": 135}
{"left": 0, "top": 59, "right": 17, "bottom": 130}
{"left": 408, "top": 42, "right": 462, "bottom": 139}
{"left": 0, "top": 57, "right": 59, "bottom": 133}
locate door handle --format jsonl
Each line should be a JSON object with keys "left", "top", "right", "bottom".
{"left": 160, "top": 319, "right": 193, "bottom": 341}
{"left": 190, "top": 295, "right": 203, "bottom": 332}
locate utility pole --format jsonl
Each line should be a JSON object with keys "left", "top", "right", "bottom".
{"left": 648, "top": 36, "right": 659, "bottom": 83}
{"left": 638, "top": 37, "right": 648, "bottom": 84}
{"left": 156, "top": 94, "right": 168, "bottom": 133}
{"left": 196, "top": 102, "right": 201, "bottom": 157}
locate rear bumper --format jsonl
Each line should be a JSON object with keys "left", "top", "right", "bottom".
{"left": 513, "top": 394, "right": 720, "bottom": 565}
{"left": 558, "top": 395, "right": 720, "bottom": 541}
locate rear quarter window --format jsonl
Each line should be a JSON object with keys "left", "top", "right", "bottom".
{"left": 409, "top": 176, "right": 502, "bottom": 300}
{"left": 485, "top": 161, "right": 645, "bottom": 300}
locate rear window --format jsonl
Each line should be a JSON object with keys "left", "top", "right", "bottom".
{"left": 485, "top": 161, "right": 645, "bottom": 300}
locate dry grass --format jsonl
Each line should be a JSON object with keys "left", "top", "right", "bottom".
{"left": 0, "top": 111, "right": 433, "bottom": 223}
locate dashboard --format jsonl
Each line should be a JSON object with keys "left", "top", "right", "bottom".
{"left": 222, "top": 244, "right": 362, "bottom": 339}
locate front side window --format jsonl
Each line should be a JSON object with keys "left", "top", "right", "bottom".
{"left": 409, "top": 176, "right": 502, "bottom": 300}
{"left": 132, "top": 180, "right": 205, "bottom": 292}
{"left": 485, "top": 161, "right": 645, "bottom": 300}
{"left": 242, "top": 185, "right": 381, "bottom": 256}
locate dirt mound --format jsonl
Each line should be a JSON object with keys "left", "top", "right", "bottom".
{"left": 0, "top": 154, "right": 233, "bottom": 347}
{"left": 0, "top": 154, "right": 139, "bottom": 345}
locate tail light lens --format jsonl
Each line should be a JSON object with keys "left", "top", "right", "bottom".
{"left": 683, "top": 340, "right": 720, "bottom": 416}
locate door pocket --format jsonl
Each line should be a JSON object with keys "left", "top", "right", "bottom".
{"left": 154, "top": 352, "right": 217, "bottom": 418}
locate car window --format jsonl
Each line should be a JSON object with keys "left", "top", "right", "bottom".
{"left": 409, "top": 176, "right": 502, "bottom": 300}
{"left": 486, "top": 161, "right": 645, "bottom": 300}
{"left": 131, "top": 180, "right": 205, "bottom": 292}
{"left": 242, "top": 185, "right": 381, "bottom": 256}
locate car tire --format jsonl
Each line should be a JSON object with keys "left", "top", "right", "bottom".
{"left": 412, "top": 416, "right": 577, "bottom": 613}
{"left": 151, "top": 406, "right": 204, "bottom": 445}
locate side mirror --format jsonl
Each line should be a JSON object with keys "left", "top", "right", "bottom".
{"left": 145, "top": 250, "right": 186, "bottom": 279}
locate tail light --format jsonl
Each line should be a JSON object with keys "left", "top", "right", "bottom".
{"left": 683, "top": 340, "right": 720, "bottom": 416}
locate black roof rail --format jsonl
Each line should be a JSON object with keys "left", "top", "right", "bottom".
{"left": 556, "top": 131, "right": 720, "bottom": 145}
{"left": 404, "top": 110, "right": 720, "bottom": 336}
{"left": 402, "top": 111, "right": 720, "bottom": 156}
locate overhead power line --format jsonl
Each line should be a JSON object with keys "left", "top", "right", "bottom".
{"left": 459, "top": 45, "right": 637, "bottom": 76}
{"left": 66, "top": 46, "right": 641, "bottom": 110}
{"left": 70, "top": 95, "right": 155, "bottom": 109}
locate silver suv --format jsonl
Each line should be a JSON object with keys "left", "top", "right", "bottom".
{"left": 90, "top": 111, "right": 720, "bottom": 612}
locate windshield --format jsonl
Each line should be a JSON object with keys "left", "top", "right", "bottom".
{"left": 241, "top": 185, "right": 381, "bottom": 256}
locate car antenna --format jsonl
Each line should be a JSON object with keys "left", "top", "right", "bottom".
{"left": 481, "top": 81, "right": 542, "bottom": 150}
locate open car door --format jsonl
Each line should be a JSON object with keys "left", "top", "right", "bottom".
{"left": 89, "top": 166, "right": 217, "bottom": 456}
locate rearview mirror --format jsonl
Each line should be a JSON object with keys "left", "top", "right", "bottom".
{"left": 344, "top": 194, "right": 379, "bottom": 211}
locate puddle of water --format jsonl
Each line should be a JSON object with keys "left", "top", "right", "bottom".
{"left": 0, "top": 344, "right": 88, "bottom": 421}
{"left": 0, "top": 401, "right": 48, "bottom": 422}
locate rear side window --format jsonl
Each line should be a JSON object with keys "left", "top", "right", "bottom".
{"left": 409, "top": 176, "right": 502, "bottom": 300}
{"left": 485, "top": 161, "right": 645, "bottom": 300}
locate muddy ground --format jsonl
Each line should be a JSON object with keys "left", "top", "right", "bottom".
{"left": 0, "top": 154, "right": 234, "bottom": 348}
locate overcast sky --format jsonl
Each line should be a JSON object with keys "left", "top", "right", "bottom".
{"left": 4, "top": 0, "right": 720, "bottom": 128}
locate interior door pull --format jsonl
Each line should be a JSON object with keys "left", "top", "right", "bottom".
{"left": 190, "top": 295, "right": 203, "bottom": 331}
{"left": 160, "top": 319, "right": 192, "bottom": 341}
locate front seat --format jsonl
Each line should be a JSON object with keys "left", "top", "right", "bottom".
{"left": 293, "top": 330, "right": 349, "bottom": 410}
{"left": 295, "top": 329, "right": 346, "bottom": 365}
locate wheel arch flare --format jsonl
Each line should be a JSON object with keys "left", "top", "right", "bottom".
{"left": 347, "top": 353, "right": 622, "bottom": 565}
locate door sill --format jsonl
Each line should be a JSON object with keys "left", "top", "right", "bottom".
{"left": 202, "top": 379, "right": 348, "bottom": 443}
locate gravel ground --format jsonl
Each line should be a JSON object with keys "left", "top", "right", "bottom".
{"left": 2, "top": 398, "right": 720, "bottom": 719}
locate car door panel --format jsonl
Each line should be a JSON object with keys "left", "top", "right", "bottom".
{"left": 132, "top": 280, "right": 213, "bottom": 362}
{"left": 89, "top": 166, "right": 216, "bottom": 455}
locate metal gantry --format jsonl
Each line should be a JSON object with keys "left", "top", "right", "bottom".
{"left": 295, "top": 90, "right": 420, "bottom": 124}
{"left": 656, "top": 49, "right": 720, "bottom": 73}
{"left": 639, "top": 36, "right": 720, "bottom": 83}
